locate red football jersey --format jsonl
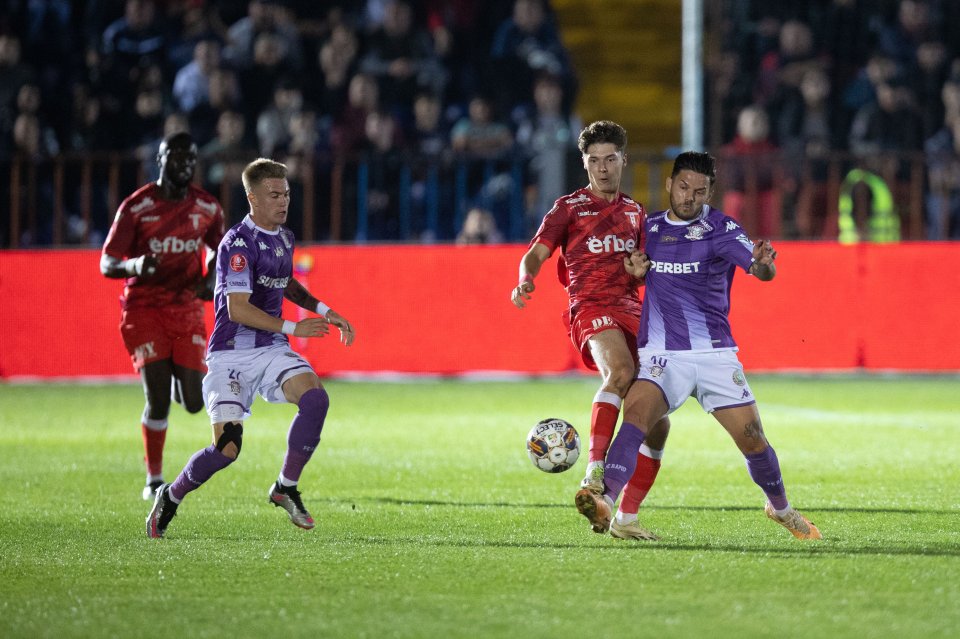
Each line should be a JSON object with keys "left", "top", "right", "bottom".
{"left": 102, "top": 182, "right": 225, "bottom": 308}
{"left": 530, "top": 187, "right": 645, "bottom": 314}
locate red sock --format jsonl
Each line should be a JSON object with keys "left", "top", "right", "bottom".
{"left": 620, "top": 451, "right": 662, "bottom": 515}
{"left": 141, "top": 424, "right": 167, "bottom": 477}
{"left": 588, "top": 401, "right": 620, "bottom": 462}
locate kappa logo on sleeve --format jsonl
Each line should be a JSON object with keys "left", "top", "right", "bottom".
{"left": 230, "top": 254, "right": 247, "bottom": 272}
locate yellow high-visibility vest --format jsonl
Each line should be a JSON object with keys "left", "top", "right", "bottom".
{"left": 838, "top": 168, "right": 900, "bottom": 243}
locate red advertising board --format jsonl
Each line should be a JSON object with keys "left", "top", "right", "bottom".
{"left": 1, "top": 243, "right": 958, "bottom": 380}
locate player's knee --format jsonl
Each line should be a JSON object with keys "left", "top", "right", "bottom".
{"left": 183, "top": 397, "right": 205, "bottom": 414}
{"left": 145, "top": 401, "right": 171, "bottom": 421}
{"left": 298, "top": 387, "right": 330, "bottom": 421}
{"left": 604, "top": 366, "right": 635, "bottom": 397}
{"left": 215, "top": 422, "right": 243, "bottom": 459}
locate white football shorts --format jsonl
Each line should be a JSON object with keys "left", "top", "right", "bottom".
{"left": 635, "top": 349, "right": 756, "bottom": 414}
{"left": 202, "top": 343, "right": 315, "bottom": 423}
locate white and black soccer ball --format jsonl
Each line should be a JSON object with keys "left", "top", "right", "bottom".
{"left": 526, "top": 418, "right": 580, "bottom": 473}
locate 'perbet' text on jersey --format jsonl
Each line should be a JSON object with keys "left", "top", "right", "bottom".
{"left": 639, "top": 205, "right": 756, "bottom": 352}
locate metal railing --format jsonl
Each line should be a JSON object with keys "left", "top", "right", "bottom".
{"left": 0, "top": 148, "right": 940, "bottom": 248}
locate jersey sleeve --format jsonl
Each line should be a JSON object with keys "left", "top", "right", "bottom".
{"left": 101, "top": 204, "right": 136, "bottom": 259}
{"left": 530, "top": 199, "right": 568, "bottom": 253}
{"left": 221, "top": 234, "right": 256, "bottom": 294}
{"left": 715, "top": 217, "right": 756, "bottom": 272}
{"left": 203, "top": 200, "right": 226, "bottom": 250}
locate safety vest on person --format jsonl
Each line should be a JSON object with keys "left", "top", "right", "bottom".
{"left": 838, "top": 168, "right": 900, "bottom": 243}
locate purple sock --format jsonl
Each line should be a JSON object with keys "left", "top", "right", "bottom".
{"left": 168, "top": 446, "right": 234, "bottom": 501}
{"left": 602, "top": 422, "right": 646, "bottom": 503}
{"left": 745, "top": 446, "right": 788, "bottom": 510}
{"left": 281, "top": 388, "right": 330, "bottom": 483}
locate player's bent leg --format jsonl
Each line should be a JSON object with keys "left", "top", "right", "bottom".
{"left": 158, "top": 421, "right": 241, "bottom": 536}
{"left": 172, "top": 364, "right": 205, "bottom": 414}
{"left": 713, "top": 405, "right": 822, "bottom": 540}
{"left": 270, "top": 373, "right": 327, "bottom": 530}
{"left": 582, "top": 330, "right": 636, "bottom": 493}
{"left": 620, "top": 415, "right": 670, "bottom": 514}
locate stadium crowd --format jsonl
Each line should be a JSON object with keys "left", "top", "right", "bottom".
{"left": 2, "top": 0, "right": 960, "bottom": 242}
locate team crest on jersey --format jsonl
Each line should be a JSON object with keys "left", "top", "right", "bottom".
{"left": 648, "top": 356, "right": 667, "bottom": 377}
{"left": 230, "top": 254, "right": 247, "bottom": 272}
{"left": 732, "top": 370, "right": 746, "bottom": 386}
{"left": 625, "top": 209, "right": 640, "bottom": 227}
{"left": 189, "top": 213, "right": 203, "bottom": 230}
{"left": 685, "top": 224, "right": 707, "bottom": 240}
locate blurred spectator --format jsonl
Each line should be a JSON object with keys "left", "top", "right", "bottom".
{"left": 515, "top": 74, "right": 580, "bottom": 230}
{"left": 0, "top": 35, "right": 36, "bottom": 148}
{"left": 331, "top": 72, "right": 380, "bottom": 155}
{"left": 172, "top": 38, "right": 222, "bottom": 113}
{"left": 167, "top": 4, "right": 228, "bottom": 72}
{"left": 67, "top": 84, "right": 112, "bottom": 152}
{"left": 456, "top": 206, "right": 503, "bottom": 244}
{"left": 361, "top": 108, "right": 406, "bottom": 239}
{"left": 719, "top": 104, "right": 782, "bottom": 238}
{"left": 256, "top": 78, "right": 303, "bottom": 156}
{"left": 777, "top": 67, "right": 838, "bottom": 238}
{"left": 924, "top": 76, "right": 960, "bottom": 239}
{"left": 307, "top": 25, "right": 359, "bottom": 119}
{"left": 224, "top": 0, "right": 303, "bottom": 71}
{"left": 489, "top": 0, "right": 575, "bottom": 115}
{"left": 359, "top": 0, "right": 446, "bottom": 110}
{"left": 848, "top": 77, "right": 924, "bottom": 157}
{"left": 237, "top": 32, "right": 289, "bottom": 120}
{"left": 410, "top": 91, "right": 447, "bottom": 159}
{"left": 875, "top": 0, "right": 936, "bottom": 71}
{"left": 754, "top": 19, "right": 820, "bottom": 118}
{"left": 188, "top": 68, "right": 242, "bottom": 146}
{"left": 128, "top": 86, "right": 166, "bottom": 150}
{"left": 450, "top": 95, "right": 513, "bottom": 158}
{"left": 911, "top": 39, "right": 950, "bottom": 140}
{"left": 100, "top": 0, "right": 167, "bottom": 95}
{"left": 200, "top": 110, "right": 250, "bottom": 184}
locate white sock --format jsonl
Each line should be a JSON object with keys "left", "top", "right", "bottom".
{"left": 774, "top": 504, "right": 793, "bottom": 518}
{"left": 278, "top": 473, "right": 297, "bottom": 488}
{"left": 615, "top": 511, "right": 637, "bottom": 525}
{"left": 146, "top": 473, "right": 163, "bottom": 483}
{"left": 584, "top": 460, "right": 603, "bottom": 476}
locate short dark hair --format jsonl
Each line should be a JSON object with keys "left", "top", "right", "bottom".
{"left": 671, "top": 151, "right": 717, "bottom": 184}
{"left": 242, "top": 157, "right": 287, "bottom": 193}
{"left": 578, "top": 120, "right": 627, "bottom": 154}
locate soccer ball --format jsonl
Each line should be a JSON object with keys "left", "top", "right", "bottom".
{"left": 526, "top": 418, "right": 580, "bottom": 473}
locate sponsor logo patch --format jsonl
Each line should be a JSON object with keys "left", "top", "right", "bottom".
{"left": 732, "top": 370, "right": 746, "bottom": 386}
{"left": 586, "top": 234, "right": 637, "bottom": 254}
{"left": 230, "top": 254, "right": 247, "bottom": 272}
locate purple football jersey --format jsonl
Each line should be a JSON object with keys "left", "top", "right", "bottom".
{"left": 207, "top": 216, "right": 295, "bottom": 353}
{"left": 639, "top": 205, "right": 755, "bottom": 351}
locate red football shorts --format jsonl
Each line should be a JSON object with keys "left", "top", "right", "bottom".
{"left": 568, "top": 305, "right": 640, "bottom": 371}
{"left": 120, "top": 302, "right": 207, "bottom": 372}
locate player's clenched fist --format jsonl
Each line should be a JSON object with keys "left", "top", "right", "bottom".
{"left": 511, "top": 279, "right": 535, "bottom": 308}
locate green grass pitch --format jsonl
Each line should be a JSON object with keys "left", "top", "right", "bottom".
{"left": 1, "top": 376, "right": 958, "bottom": 638}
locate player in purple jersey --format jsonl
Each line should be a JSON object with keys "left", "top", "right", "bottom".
{"left": 575, "top": 151, "right": 822, "bottom": 540}
{"left": 147, "top": 158, "right": 355, "bottom": 538}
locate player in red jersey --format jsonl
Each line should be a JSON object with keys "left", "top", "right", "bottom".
{"left": 511, "top": 120, "right": 670, "bottom": 540}
{"left": 100, "top": 132, "right": 226, "bottom": 500}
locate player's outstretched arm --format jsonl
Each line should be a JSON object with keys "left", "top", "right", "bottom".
{"left": 512, "top": 243, "right": 551, "bottom": 308}
{"left": 624, "top": 250, "right": 651, "bottom": 283}
{"left": 283, "top": 278, "right": 355, "bottom": 345}
{"left": 749, "top": 239, "right": 777, "bottom": 281}
{"left": 226, "top": 291, "right": 329, "bottom": 338}
{"left": 100, "top": 252, "right": 160, "bottom": 279}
